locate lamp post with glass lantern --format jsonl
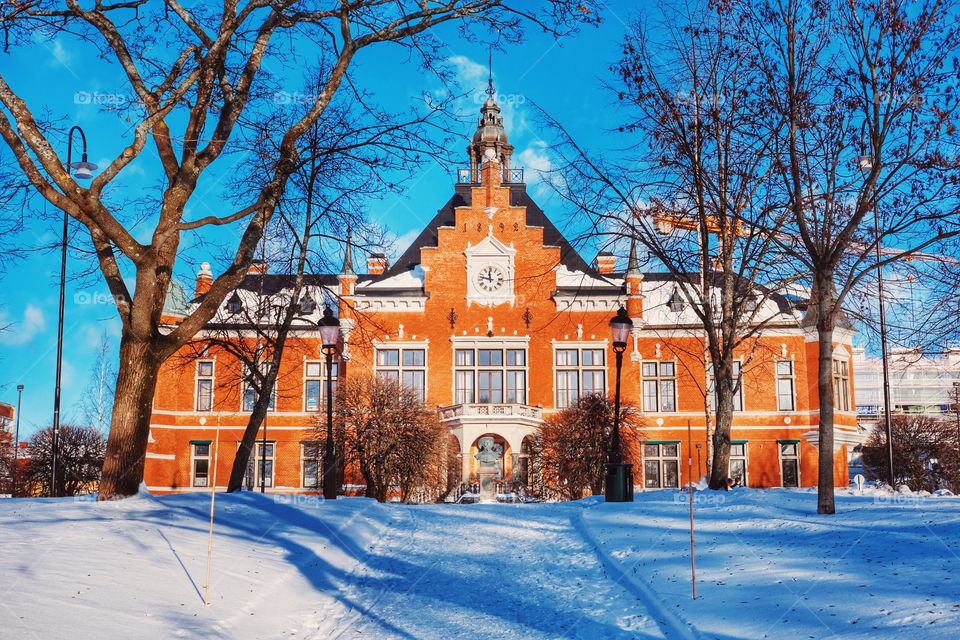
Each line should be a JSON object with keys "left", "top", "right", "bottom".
{"left": 52, "top": 126, "right": 97, "bottom": 497}
{"left": 606, "top": 306, "right": 634, "bottom": 502}
{"left": 857, "top": 152, "right": 895, "bottom": 488}
{"left": 318, "top": 306, "right": 341, "bottom": 500}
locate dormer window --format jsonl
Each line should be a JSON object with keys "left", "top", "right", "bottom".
{"left": 226, "top": 291, "right": 243, "bottom": 315}
{"left": 667, "top": 287, "right": 685, "bottom": 313}
{"left": 298, "top": 290, "right": 317, "bottom": 315}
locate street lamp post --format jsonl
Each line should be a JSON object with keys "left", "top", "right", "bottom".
{"left": 52, "top": 126, "right": 98, "bottom": 498}
{"left": 857, "top": 153, "right": 895, "bottom": 488}
{"left": 605, "top": 306, "right": 634, "bottom": 502}
{"left": 13, "top": 384, "right": 23, "bottom": 497}
{"left": 318, "top": 306, "right": 341, "bottom": 500}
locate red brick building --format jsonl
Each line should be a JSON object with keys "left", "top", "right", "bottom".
{"left": 144, "top": 89, "right": 859, "bottom": 494}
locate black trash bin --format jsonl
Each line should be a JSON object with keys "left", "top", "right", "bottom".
{"left": 605, "top": 463, "right": 634, "bottom": 503}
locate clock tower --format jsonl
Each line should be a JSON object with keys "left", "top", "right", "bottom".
{"left": 464, "top": 231, "right": 516, "bottom": 307}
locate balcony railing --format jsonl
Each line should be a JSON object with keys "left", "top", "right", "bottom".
{"left": 456, "top": 167, "right": 525, "bottom": 184}
{"left": 440, "top": 403, "right": 542, "bottom": 421}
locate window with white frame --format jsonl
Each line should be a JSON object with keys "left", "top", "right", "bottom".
{"left": 729, "top": 442, "right": 748, "bottom": 486}
{"left": 301, "top": 442, "right": 321, "bottom": 488}
{"left": 643, "top": 442, "right": 680, "bottom": 488}
{"left": 707, "top": 361, "right": 744, "bottom": 412}
{"left": 833, "top": 359, "right": 851, "bottom": 411}
{"left": 555, "top": 347, "right": 605, "bottom": 408}
{"left": 242, "top": 365, "right": 276, "bottom": 412}
{"left": 196, "top": 360, "right": 214, "bottom": 412}
{"left": 641, "top": 361, "right": 677, "bottom": 412}
{"left": 776, "top": 360, "right": 795, "bottom": 411}
{"left": 376, "top": 348, "right": 427, "bottom": 401}
{"left": 305, "top": 361, "right": 339, "bottom": 411}
{"left": 455, "top": 347, "right": 527, "bottom": 404}
{"left": 244, "top": 441, "right": 275, "bottom": 488}
{"left": 191, "top": 441, "right": 211, "bottom": 487}
{"left": 779, "top": 441, "right": 800, "bottom": 488}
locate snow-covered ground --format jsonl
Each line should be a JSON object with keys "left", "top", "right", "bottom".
{"left": 0, "top": 488, "right": 957, "bottom": 639}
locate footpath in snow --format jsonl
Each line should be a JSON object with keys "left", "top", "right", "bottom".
{"left": 0, "top": 488, "right": 957, "bottom": 639}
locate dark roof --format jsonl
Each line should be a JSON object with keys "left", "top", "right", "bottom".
{"left": 377, "top": 184, "right": 602, "bottom": 281}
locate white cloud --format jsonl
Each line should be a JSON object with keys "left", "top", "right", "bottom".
{"left": 0, "top": 304, "right": 46, "bottom": 346}
{"left": 448, "top": 55, "right": 487, "bottom": 90}
{"left": 517, "top": 141, "right": 552, "bottom": 182}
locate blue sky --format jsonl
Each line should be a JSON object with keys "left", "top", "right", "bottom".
{"left": 0, "top": 3, "right": 638, "bottom": 438}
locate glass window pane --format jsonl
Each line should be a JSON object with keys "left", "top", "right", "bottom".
{"left": 403, "top": 349, "right": 425, "bottom": 367}
{"left": 642, "top": 362, "right": 657, "bottom": 377}
{"left": 195, "top": 444, "right": 210, "bottom": 456}
{"left": 377, "top": 349, "right": 399, "bottom": 366}
{"left": 782, "top": 459, "right": 799, "bottom": 487}
{"left": 663, "top": 460, "right": 680, "bottom": 488}
{"left": 303, "top": 460, "right": 319, "bottom": 488}
{"left": 197, "top": 379, "right": 212, "bottom": 411}
{"left": 557, "top": 349, "right": 578, "bottom": 366}
{"left": 379, "top": 370, "right": 400, "bottom": 383}
{"left": 455, "top": 371, "right": 474, "bottom": 404}
{"left": 662, "top": 443, "right": 679, "bottom": 457}
{"left": 456, "top": 349, "right": 474, "bottom": 366}
{"left": 730, "top": 444, "right": 745, "bottom": 457}
{"left": 507, "top": 349, "right": 526, "bottom": 366}
{"left": 660, "top": 362, "right": 675, "bottom": 377}
{"left": 306, "top": 380, "right": 321, "bottom": 411}
{"left": 198, "top": 361, "right": 214, "bottom": 376}
{"left": 660, "top": 380, "right": 676, "bottom": 412}
{"left": 642, "top": 381, "right": 658, "bottom": 412}
{"left": 644, "top": 461, "right": 661, "bottom": 488}
{"left": 730, "top": 459, "right": 746, "bottom": 485}
{"left": 780, "top": 443, "right": 797, "bottom": 456}
{"left": 306, "top": 362, "right": 322, "bottom": 377}
{"left": 777, "top": 361, "right": 792, "bottom": 376}
{"left": 643, "top": 444, "right": 659, "bottom": 457}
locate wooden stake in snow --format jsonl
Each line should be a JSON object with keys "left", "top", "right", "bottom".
{"left": 203, "top": 415, "right": 221, "bottom": 607}
{"left": 687, "top": 420, "right": 697, "bottom": 600}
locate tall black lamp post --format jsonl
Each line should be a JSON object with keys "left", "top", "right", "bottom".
{"left": 857, "top": 153, "right": 895, "bottom": 487}
{"left": 606, "top": 306, "right": 634, "bottom": 502}
{"left": 318, "top": 306, "right": 341, "bottom": 500}
{"left": 52, "top": 126, "right": 98, "bottom": 497}
{"left": 13, "top": 384, "right": 23, "bottom": 497}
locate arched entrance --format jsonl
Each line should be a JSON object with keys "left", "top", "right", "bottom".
{"left": 467, "top": 433, "right": 510, "bottom": 484}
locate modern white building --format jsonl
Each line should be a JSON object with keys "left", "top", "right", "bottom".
{"left": 853, "top": 346, "right": 960, "bottom": 423}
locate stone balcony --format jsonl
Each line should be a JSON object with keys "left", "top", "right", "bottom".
{"left": 439, "top": 403, "right": 543, "bottom": 422}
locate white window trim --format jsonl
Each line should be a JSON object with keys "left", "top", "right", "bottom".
{"left": 450, "top": 338, "right": 530, "bottom": 405}
{"left": 373, "top": 341, "right": 429, "bottom": 401}
{"left": 190, "top": 441, "right": 212, "bottom": 488}
{"left": 195, "top": 358, "right": 216, "bottom": 412}
{"left": 552, "top": 341, "right": 608, "bottom": 409}
{"left": 778, "top": 441, "right": 801, "bottom": 488}
{"left": 303, "top": 358, "right": 338, "bottom": 412}
{"left": 300, "top": 442, "right": 321, "bottom": 489}
{"left": 640, "top": 359, "right": 679, "bottom": 413}
{"left": 642, "top": 441, "right": 681, "bottom": 488}
{"left": 729, "top": 441, "right": 749, "bottom": 486}
{"left": 832, "top": 356, "right": 853, "bottom": 412}
{"left": 775, "top": 359, "right": 797, "bottom": 412}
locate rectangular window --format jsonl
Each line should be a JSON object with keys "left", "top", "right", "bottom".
{"left": 305, "top": 361, "right": 338, "bottom": 411}
{"left": 555, "top": 347, "right": 606, "bottom": 408}
{"left": 833, "top": 359, "right": 851, "bottom": 411}
{"left": 455, "top": 346, "right": 527, "bottom": 406}
{"left": 729, "top": 442, "right": 748, "bottom": 486}
{"left": 642, "top": 362, "right": 676, "bottom": 412}
{"left": 196, "top": 360, "right": 214, "bottom": 412}
{"left": 192, "top": 442, "right": 211, "bottom": 487}
{"left": 244, "top": 441, "right": 275, "bottom": 488}
{"left": 242, "top": 364, "right": 276, "bottom": 412}
{"left": 776, "top": 361, "right": 795, "bottom": 411}
{"left": 643, "top": 442, "right": 680, "bottom": 488}
{"left": 301, "top": 442, "right": 321, "bottom": 489}
{"left": 375, "top": 347, "right": 426, "bottom": 401}
{"left": 779, "top": 441, "right": 800, "bottom": 488}
{"left": 707, "top": 361, "right": 743, "bottom": 412}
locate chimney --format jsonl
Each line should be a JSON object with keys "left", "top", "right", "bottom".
{"left": 195, "top": 262, "right": 213, "bottom": 297}
{"left": 367, "top": 253, "right": 389, "bottom": 276}
{"left": 593, "top": 252, "right": 616, "bottom": 275}
{"left": 248, "top": 259, "right": 269, "bottom": 275}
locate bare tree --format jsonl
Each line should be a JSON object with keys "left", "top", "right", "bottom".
{"left": 0, "top": 1, "right": 597, "bottom": 498}
{"left": 862, "top": 414, "right": 958, "bottom": 492}
{"left": 79, "top": 332, "right": 116, "bottom": 434}
{"left": 544, "top": 0, "right": 791, "bottom": 489}
{"left": 744, "top": 0, "right": 960, "bottom": 513}
{"left": 532, "top": 394, "right": 639, "bottom": 500}
{"left": 25, "top": 425, "right": 106, "bottom": 497}
{"left": 331, "top": 374, "right": 447, "bottom": 503}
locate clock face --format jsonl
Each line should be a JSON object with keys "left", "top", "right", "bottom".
{"left": 476, "top": 265, "right": 505, "bottom": 293}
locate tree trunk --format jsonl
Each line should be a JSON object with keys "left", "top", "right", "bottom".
{"left": 816, "top": 315, "right": 836, "bottom": 514}
{"left": 708, "top": 367, "right": 735, "bottom": 489}
{"left": 98, "top": 335, "right": 161, "bottom": 500}
{"left": 227, "top": 397, "right": 273, "bottom": 492}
